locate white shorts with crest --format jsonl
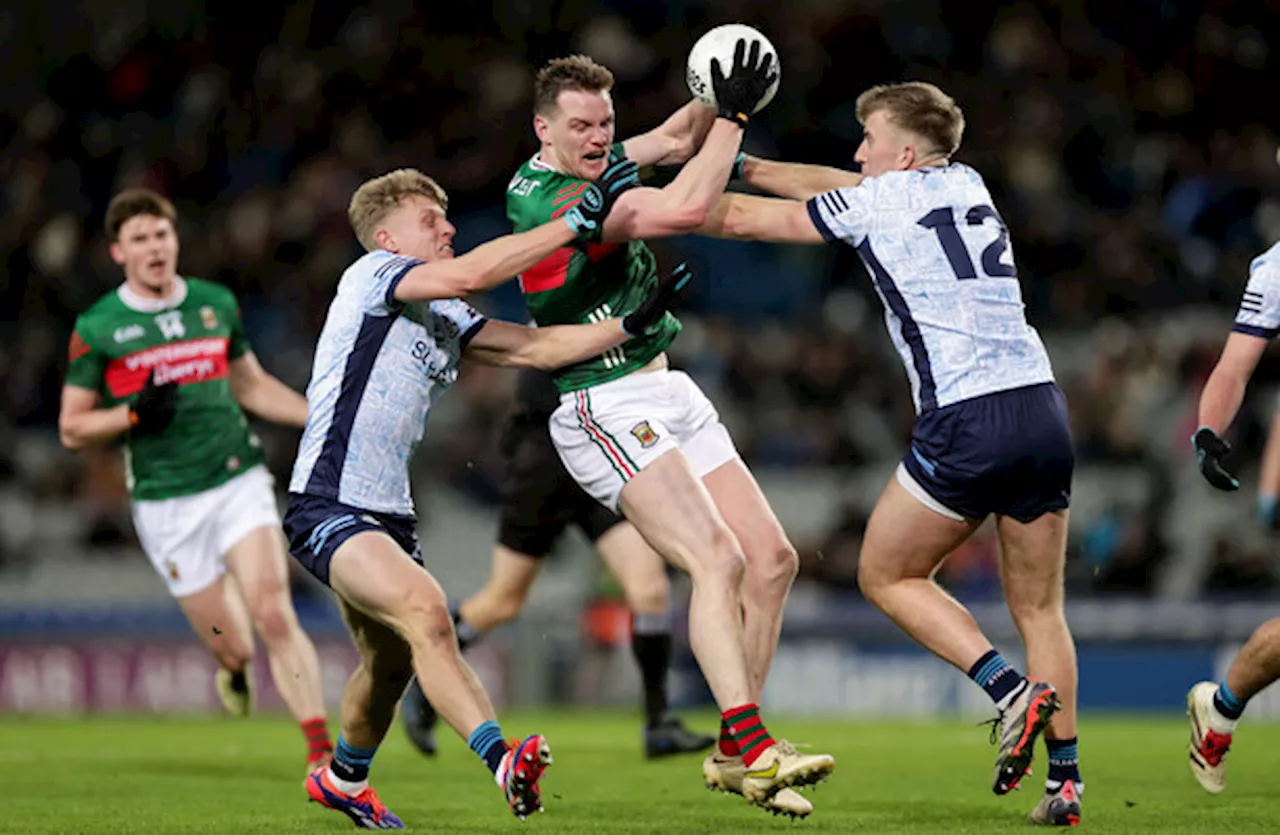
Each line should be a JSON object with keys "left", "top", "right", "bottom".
{"left": 131, "top": 465, "right": 282, "bottom": 598}
{"left": 548, "top": 369, "right": 740, "bottom": 512}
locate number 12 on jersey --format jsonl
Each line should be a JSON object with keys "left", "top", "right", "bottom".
{"left": 918, "top": 204, "right": 1016, "bottom": 280}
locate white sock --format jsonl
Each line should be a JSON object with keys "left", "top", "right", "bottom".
{"left": 326, "top": 767, "right": 368, "bottom": 796}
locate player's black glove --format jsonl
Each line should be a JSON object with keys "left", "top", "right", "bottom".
{"left": 130, "top": 369, "right": 179, "bottom": 436}
{"left": 623, "top": 262, "right": 693, "bottom": 337}
{"left": 1192, "top": 427, "right": 1239, "bottom": 491}
{"left": 731, "top": 151, "right": 748, "bottom": 181}
{"left": 710, "top": 38, "right": 778, "bottom": 127}
{"left": 562, "top": 157, "right": 641, "bottom": 242}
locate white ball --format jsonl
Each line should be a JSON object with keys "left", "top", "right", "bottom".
{"left": 685, "top": 23, "right": 781, "bottom": 115}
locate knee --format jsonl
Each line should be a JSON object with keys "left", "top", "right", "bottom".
{"left": 690, "top": 528, "right": 746, "bottom": 590}
{"left": 746, "top": 538, "right": 799, "bottom": 595}
{"left": 249, "top": 595, "right": 296, "bottom": 645}
{"left": 624, "top": 571, "right": 671, "bottom": 615}
{"left": 392, "top": 585, "right": 456, "bottom": 651}
{"left": 856, "top": 559, "right": 892, "bottom": 604}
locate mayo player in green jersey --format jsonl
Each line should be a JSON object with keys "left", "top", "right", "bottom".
{"left": 506, "top": 43, "right": 834, "bottom": 814}
{"left": 59, "top": 189, "right": 334, "bottom": 771}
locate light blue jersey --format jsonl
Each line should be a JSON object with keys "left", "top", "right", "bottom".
{"left": 1233, "top": 241, "right": 1280, "bottom": 339}
{"left": 807, "top": 164, "right": 1054, "bottom": 413}
{"left": 289, "top": 250, "right": 487, "bottom": 514}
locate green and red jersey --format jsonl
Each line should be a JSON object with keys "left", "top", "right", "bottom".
{"left": 507, "top": 144, "right": 681, "bottom": 393}
{"left": 64, "top": 277, "right": 264, "bottom": 501}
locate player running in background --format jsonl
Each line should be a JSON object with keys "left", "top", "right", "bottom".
{"left": 697, "top": 82, "right": 1082, "bottom": 826}
{"left": 1187, "top": 239, "right": 1280, "bottom": 795}
{"left": 287, "top": 166, "right": 690, "bottom": 829}
{"left": 400, "top": 367, "right": 715, "bottom": 761}
{"left": 505, "top": 45, "right": 835, "bottom": 817}
{"left": 59, "top": 188, "right": 334, "bottom": 772}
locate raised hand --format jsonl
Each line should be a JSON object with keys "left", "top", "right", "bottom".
{"left": 710, "top": 38, "right": 778, "bottom": 126}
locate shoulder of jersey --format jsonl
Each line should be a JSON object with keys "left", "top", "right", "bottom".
{"left": 76, "top": 287, "right": 129, "bottom": 329}
{"left": 183, "top": 276, "right": 238, "bottom": 307}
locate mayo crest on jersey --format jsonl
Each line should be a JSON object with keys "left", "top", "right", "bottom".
{"left": 1232, "top": 241, "right": 1280, "bottom": 339}
{"left": 289, "top": 250, "right": 487, "bottom": 515}
{"left": 806, "top": 163, "right": 1053, "bottom": 413}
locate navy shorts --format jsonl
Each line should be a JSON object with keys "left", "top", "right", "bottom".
{"left": 283, "top": 493, "right": 421, "bottom": 587}
{"left": 901, "top": 383, "right": 1074, "bottom": 523}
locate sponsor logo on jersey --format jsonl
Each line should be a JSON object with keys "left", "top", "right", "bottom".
{"left": 103, "top": 337, "right": 230, "bottom": 397}
{"left": 155, "top": 311, "right": 186, "bottom": 340}
{"left": 200, "top": 306, "right": 218, "bottom": 329}
{"left": 113, "top": 324, "right": 145, "bottom": 343}
{"left": 166, "top": 560, "right": 180, "bottom": 582}
{"left": 630, "top": 420, "right": 659, "bottom": 448}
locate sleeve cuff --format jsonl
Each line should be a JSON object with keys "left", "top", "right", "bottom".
{"left": 384, "top": 261, "right": 420, "bottom": 309}
{"left": 1231, "top": 323, "right": 1279, "bottom": 339}
{"left": 805, "top": 198, "right": 839, "bottom": 243}
{"left": 460, "top": 318, "right": 488, "bottom": 349}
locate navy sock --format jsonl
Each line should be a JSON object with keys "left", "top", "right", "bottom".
{"left": 468, "top": 720, "right": 508, "bottom": 775}
{"left": 451, "top": 603, "right": 481, "bottom": 652}
{"left": 967, "top": 650, "right": 1026, "bottom": 708}
{"left": 331, "top": 734, "right": 377, "bottom": 783}
{"left": 1213, "top": 680, "right": 1246, "bottom": 720}
{"left": 1046, "top": 737, "right": 1081, "bottom": 786}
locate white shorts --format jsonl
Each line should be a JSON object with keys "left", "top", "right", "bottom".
{"left": 132, "top": 465, "right": 282, "bottom": 598}
{"left": 549, "top": 369, "right": 740, "bottom": 512}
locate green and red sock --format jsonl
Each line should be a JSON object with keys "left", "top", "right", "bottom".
{"left": 302, "top": 716, "right": 333, "bottom": 765}
{"left": 721, "top": 703, "right": 774, "bottom": 766}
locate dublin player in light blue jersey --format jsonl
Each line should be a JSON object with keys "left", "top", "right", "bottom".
{"left": 285, "top": 165, "right": 691, "bottom": 829}
{"left": 698, "top": 82, "right": 1081, "bottom": 826}
{"left": 1187, "top": 240, "right": 1280, "bottom": 795}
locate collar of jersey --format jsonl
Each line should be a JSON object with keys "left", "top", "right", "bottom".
{"left": 529, "top": 153, "right": 557, "bottom": 172}
{"left": 117, "top": 276, "right": 189, "bottom": 313}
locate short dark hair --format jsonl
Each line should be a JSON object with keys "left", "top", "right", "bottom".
{"left": 105, "top": 189, "right": 177, "bottom": 241}
{"left": 534, "top": 55, "right": 615, "bottom": 116}
{"left": 855, "top": 82, "right": 965, "bottom": 157}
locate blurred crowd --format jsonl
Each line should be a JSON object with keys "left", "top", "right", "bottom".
{"left": 2, "top": 0, "right": 1279, "bottom": 598}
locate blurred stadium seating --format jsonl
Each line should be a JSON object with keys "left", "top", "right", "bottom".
{"left": 2, "top": 0, "right": 1278, "bottom": 715}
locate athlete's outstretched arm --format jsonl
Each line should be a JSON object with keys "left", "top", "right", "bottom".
{"left": 696, "top": 193, "right": 826, "bottom": 244}
{"left": 602, "top": 118, "right": 743, "bottom": 241}
{"left": 58, "top": 386, "right": 130, "bottom": 450}
{"left": 395, "top": 160, "right": 639, "bottom": 303}
{"left": 738, "top": 155, "right": 863, "bottom": 201}
{"left": 1198, "top": 332, "right": 1268, "bottom": 433}
{"left": 463, "top": 319, "right": 628, "bottom": 371}
{"left": 229, "top": 352, "right": 307, "bottom": 428}
{"left": 621, "top": 100, "right": 717, "bottom": 167}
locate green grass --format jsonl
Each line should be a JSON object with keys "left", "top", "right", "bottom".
{"left": 3, "top": 711, "right": 1279, "bottom": 833}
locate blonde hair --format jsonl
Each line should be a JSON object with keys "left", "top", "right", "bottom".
{"left": 534, "top": 55, "right": 615, "bottom": 116}
{"left": 855, "top": 81, "right": 965, "bottom": 157}
{"left": 348, "top": 169, "right": 449, "bottom": 251}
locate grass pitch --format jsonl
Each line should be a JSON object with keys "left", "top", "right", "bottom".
{"left": 4, "top": 711, "right": 1278, "bottom": 833}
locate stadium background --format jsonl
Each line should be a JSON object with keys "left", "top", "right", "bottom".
{"left": 1, "top": 0, "right": 1279, "bottom": 720}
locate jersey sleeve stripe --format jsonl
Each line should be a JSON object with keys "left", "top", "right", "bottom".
{"left": 384, "top": 260, "right": 421, "bottom": 308}
{"left": 1231, "top": 323, "right": 1279, "bottom": 339}
{"left": 857, "top": 239, "right": 938, "bottom": 411}
{"left": 459, "top": 318, "right": 488, "bottom": 349}
{"left": 805, "top": 198, "right": 840, "bottom": 243}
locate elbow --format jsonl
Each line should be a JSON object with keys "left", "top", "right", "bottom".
{"left": 664, "top": 203, "right": 710, "bottom": 235}
{"left": 59, "top": 427, "right": 85, "bottom": 452}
